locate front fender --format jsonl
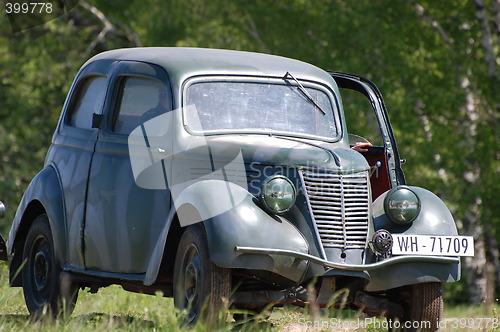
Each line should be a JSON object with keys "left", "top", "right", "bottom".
{"left": 144, "top": 179, "right": 309, "bottom": 285}
{"left": 198, "top": 181, "right": 309, "bottom": 283}
{"left": 367, "top": 186, "right": 460, "bottom": 291}
{"left": 7, "top": 167, "right": 67, "bottom": 264}
{"left": 372, "top": 186, "right": 458, "bottom": 236}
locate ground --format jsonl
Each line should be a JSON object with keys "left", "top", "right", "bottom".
{"left": 0, "top": 263, "right": 498, "bottom": 331}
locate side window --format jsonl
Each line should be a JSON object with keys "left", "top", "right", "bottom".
{"left": 113, "top": 77, "right": 170, "bottom": 135}
{"left": 68, "top": 76, "right": 107, "bottom": 129}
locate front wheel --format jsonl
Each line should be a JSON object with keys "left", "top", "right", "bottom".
{"left": 388, "top": 282, "right": 443, "bottom": 332}
{"left": 173, "top": 224, "right": 231, "bottom": 325}
{"left": 22, "top": 215, "right": 79, "bottom": 318}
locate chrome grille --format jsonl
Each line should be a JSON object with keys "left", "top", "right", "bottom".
{"left": 301, "top": 170, "right": 370, "bottom": 249}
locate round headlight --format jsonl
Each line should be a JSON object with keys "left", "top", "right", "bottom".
{"left": 384, "top": 186, "right": 420, "bottom": 224}
{"left": 260, "top": 175, "right": 296, "bottom": 214}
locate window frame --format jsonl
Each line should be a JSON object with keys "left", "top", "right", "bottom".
{"left": 182, "top": 75, "right": 342, "bottom": 143}
{"left": 65, "top": 74, "right": 108, "bottom": 130}
{"left": 101, "top": 61, "right": 173, "bottom": 137}
{"left": 110, "top": 75, "right": 171, "bottom": 136}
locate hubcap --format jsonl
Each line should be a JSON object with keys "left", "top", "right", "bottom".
{"left": 34, "top": 250, "right": 49, "bottom": 291}
{"left": 184, "top": 262, "right": 198, "bottom": 303}
{"left": 181, "top": 244, "right": 201, "bottom": 323}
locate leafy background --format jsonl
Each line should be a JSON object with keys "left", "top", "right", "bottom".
{"left": 0, "top": 0, "right": 498, "bottom": 306}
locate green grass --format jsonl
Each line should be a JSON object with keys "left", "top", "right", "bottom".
{"left": 0, "top": 263, "right": 498, "bottom": 331}
{"left": 0, "top": 262, "right": 280, "bottom": 331}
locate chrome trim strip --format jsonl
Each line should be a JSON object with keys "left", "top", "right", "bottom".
{"left": 298, "top": 170, "right": 328, "bottom": 259}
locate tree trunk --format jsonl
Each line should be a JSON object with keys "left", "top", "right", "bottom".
{"left": 459, "top": 76, "right": 495, "bottom": 305}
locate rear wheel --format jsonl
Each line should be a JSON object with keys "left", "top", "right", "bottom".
{"left": 173, "top": 224, "right": 231, "bottom": 325}
{"left": 22, "top": 215, "right": 79, "bottom": 318}
{"left": 388, "top": 282, "right": 443, "bottom": 332}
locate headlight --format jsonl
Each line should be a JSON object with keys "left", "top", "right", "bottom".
{"left": 384, "top": 186, "right": 420, "bottom": 224}
{"left": 260, "top": 175, "right": 296, "bottom": 214}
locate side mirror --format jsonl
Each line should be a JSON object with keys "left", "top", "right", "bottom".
{"left": 0, "top": 201, "right": 5, "bottom": 219}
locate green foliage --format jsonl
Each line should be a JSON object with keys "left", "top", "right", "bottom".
{"left": 1, "top": 0, "right": 498, "bottom": 303}
{"left": 0, "top": 4, "right": 132, "bottom": 232}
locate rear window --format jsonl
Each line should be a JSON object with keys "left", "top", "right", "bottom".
{"left": 68, "top": 76, "right": 107, "bottom": 129}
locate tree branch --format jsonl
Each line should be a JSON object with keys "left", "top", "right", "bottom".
{"left": 78, "top": 1, "right": 141, "bottom": 59}
{"left": 79, "top": 1, "right": 114, "bottom": 57}
{"left": 243, "top": 9, "right": 271, "bottom": 53}
{"left": 472, "top": 0, "right": 498, "bottom": 79}
{"left": 406, "top": 0, "right": 453, "bottom": 45}
{"left": 491, "top": 0, "right": 500, "bottom": 51}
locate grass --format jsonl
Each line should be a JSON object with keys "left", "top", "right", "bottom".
{"left": 0, "top": 263, "right": 498, "bottom": 331}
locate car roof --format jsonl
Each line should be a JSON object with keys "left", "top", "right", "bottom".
{"left": 84, "top": 47, "right": 338, "bottom": 89}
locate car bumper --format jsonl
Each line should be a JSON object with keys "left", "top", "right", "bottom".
{"left": 234, "top": 245, "right": 460, "bottom": 271}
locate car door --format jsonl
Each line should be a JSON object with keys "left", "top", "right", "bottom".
{"left": 49, "top": 59, "right": 115, "bottom": 266}
{"left": 329, "top": 72, "right": 406, "bottom": 200}
{"left": 83, "top": 61, "right": 172, "bottom": 273}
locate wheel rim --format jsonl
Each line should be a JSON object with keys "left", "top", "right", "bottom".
{"left": 34, "top": 251, "right": 49, "bottom": 291}
{"left": 181, "top": 243, "right": 202, "bottom": 323}
{"left": 29, "top": 234, "right": 52, "bottom": 306}
{"left": 184, "top": 261, "right": 198, "bottom": 303}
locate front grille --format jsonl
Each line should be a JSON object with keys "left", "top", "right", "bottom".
{"left": 301, "top": 170, "right": 370, "bottom": 249}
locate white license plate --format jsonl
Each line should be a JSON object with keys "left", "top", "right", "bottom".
{"left": 392, "top": 235, "right": 474, "bottom": 257}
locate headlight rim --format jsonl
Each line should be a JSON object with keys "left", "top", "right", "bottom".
{"left": 383, "top": 186, "right": 421, "bottom": 225}
{"left": 260, "top": 175, "right": 296, "bottom": 214}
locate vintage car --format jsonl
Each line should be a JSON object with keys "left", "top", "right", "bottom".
{"left": 3, "top": 48, "right": 473, "bottom": 329}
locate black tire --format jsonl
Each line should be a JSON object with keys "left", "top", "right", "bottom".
{"left": 22, "top": 215, "right": 79, "bottom": 318}
{"left": 389, "top": 282, "right": 443, "bottom": 332}
{"left": 173, "top": 224, "right": 231, "bottom": 325}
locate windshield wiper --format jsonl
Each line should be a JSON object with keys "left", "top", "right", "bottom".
{"left": 284, "top": 71, "right": 326, "bottom": 115}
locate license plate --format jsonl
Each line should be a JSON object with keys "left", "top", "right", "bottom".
{"left": 392, "top": 235, "right": 474, "bottom": 257}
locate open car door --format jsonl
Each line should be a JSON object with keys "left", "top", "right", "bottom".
{"left": 329, "top": 72, "right": 406, "bottom": 200}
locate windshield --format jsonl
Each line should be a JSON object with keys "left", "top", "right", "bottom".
{"left": 184, "top": 80, "right": 339, "bottom": 140}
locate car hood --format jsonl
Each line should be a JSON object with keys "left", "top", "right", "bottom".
{"left": 174, "top": 134, "right": 369, "bottom": 173}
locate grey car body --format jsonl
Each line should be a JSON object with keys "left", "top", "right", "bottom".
{"left": 4, "top": 48, "right": 461, "bottom": 325}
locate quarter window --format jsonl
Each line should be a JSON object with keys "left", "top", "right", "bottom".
{"left": 114, "top": 77, "right": 170, "bottom": 135}
{"left": 68, "top": 76, "right": 107, "bottom": 129}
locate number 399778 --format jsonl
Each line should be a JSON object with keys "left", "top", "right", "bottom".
{"left": 5, "top": 2, "right": 53, "bottom": 14}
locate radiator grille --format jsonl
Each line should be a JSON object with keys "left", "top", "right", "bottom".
{"left": 301, "top": 170, "right": 370, "bottom": 249}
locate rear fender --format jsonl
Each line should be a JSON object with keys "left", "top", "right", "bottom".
{"left": 7, "top": 167, "right": 67, "bottom": 280}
